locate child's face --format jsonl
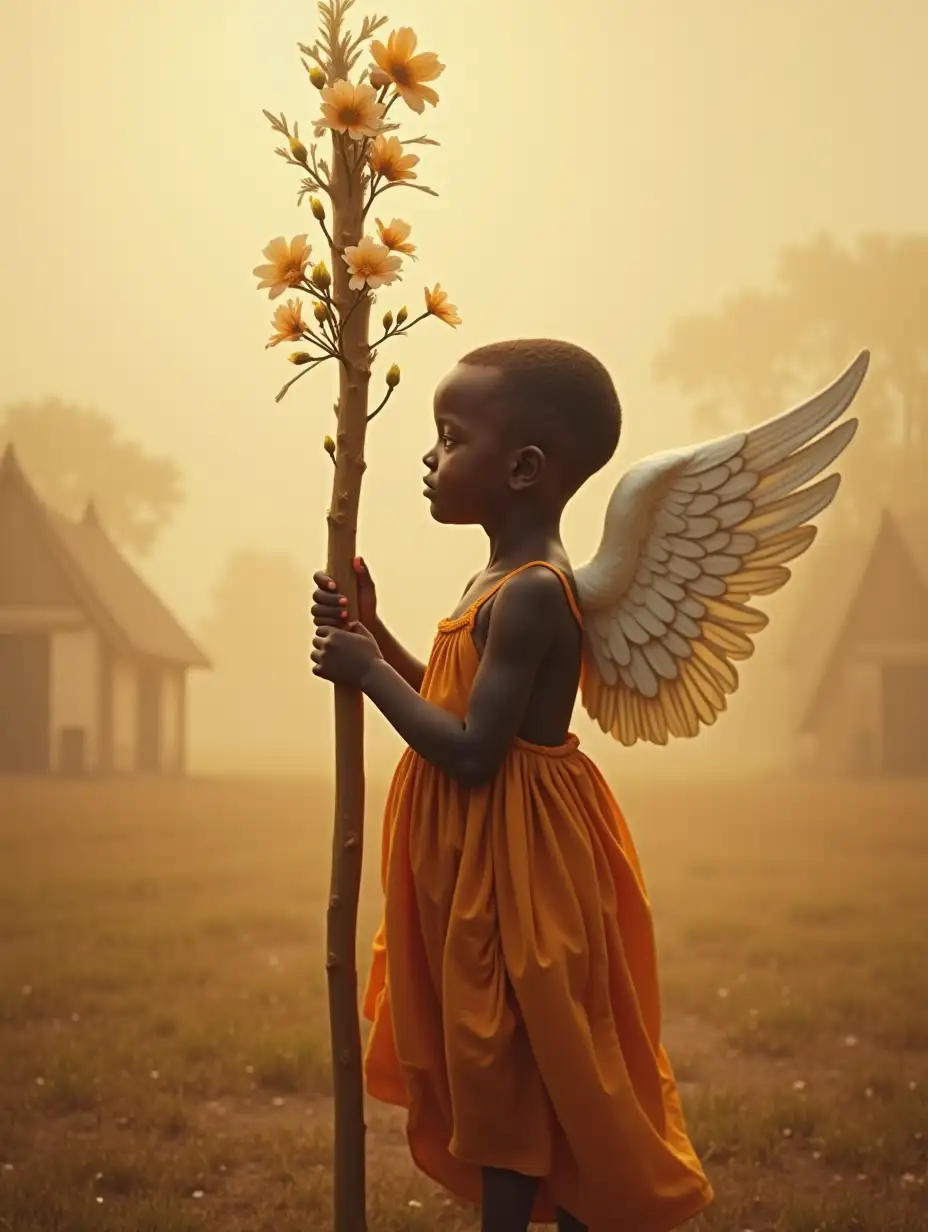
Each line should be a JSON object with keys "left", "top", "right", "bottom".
{"left": 422, "top": 363, "right": 515, "bottom": 525}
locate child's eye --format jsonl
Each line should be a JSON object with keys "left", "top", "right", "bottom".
{"left": 440, "top": 434, "right": 456, "bottom": 449}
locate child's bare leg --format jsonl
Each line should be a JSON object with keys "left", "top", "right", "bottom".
{"left": 555, "top": 1206, "right": 588, "bottom": 1231}
{"left": 481, "top": 1166, "right": 539, "bottom": 1232}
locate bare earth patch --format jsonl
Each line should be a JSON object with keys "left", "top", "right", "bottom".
{"left": 1, "top": 774, "right": 926, "bottom": 1230}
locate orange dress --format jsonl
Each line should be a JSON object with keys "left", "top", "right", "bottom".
{"left": 362, "top": 563, "right": 713, "bottom": 1231}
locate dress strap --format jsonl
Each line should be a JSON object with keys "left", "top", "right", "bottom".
{"left": 469, "top": 560, "right": 584, "bottom": 627}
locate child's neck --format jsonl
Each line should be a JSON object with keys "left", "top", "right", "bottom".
{"left": 483, "top": 505, "right": 566, "bottom": 573}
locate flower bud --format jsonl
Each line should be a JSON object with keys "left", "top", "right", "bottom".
{"left": 313, "top": 300, "right": 329, "bottom": 324}
{"left": 382, "top": 309, "right": 394, "bottom": 331}
{"left": 323, "top": 434, "right": 336, "bottom": 458}
{"left": 386, "top": 363, "right": 401, "bottom": 388}
{"left": 396, "top": 305, "right": 408, "bottom": 326}
{"left": 289, "top": 351, "right": 314, "bottom": 365}
{"left": 369, "top": 67, "right": 391, "bottom": 88}
{"left": 309, "top": 66, "right": 327, "bottom": 90}
{"left": 311, "top": 261, "right": 331, "bottom": 291}
{"left": 309, "top": 196, "right": 326, "bottom": 222}
{"left": 288, "top": 136, "right": 309, "bottom": 165}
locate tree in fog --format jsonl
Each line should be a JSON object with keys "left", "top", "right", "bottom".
{"left": 0, "top": 397, "right": 183, "bottom": 554}
{"left": 192, "top": 550, "right": 327, "bottom": 768}
{"left": 653, "top": 233, "right": 928, "bottom": 523}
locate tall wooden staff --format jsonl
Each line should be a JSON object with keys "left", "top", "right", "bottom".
{"left": 253, "top": 4, "right": 460, "bottom": 1228}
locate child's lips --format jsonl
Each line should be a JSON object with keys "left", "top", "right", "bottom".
{"left": 422, "top": 479, "right": 436, "bottom": 499}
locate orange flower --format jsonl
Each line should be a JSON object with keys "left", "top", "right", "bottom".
{"left": 370, "top": 27, "right": 444, "bottom": 113}
{"left": 265, "top": 298, "right": 307, "bottom": 348}
{"left": 368, "top": 135, "right": 419, "bottom": 182}
{"left": 424, "top": 284, "right": 461, "bottom": 327}
{"left": 376, "top": 217, "right": 416, "bottom": 259}
{"left": 253, "top": 235, "right": 312, "bottom": 300}
{"left": 343, "top": 235, "right": 403, "bottom": 291}
{"left": 318, "top": 79, "right": 385, "bottom": 140}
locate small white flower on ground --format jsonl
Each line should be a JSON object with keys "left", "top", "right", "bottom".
{"left": 792, "top": 1079, "right": 807, "bottom": 1091}
{"left": 35, "top": 1077, "right": 45, "bottom": 1086}
{"left": 717, "top": 987, "right": 729, "bottom": 999}
{"left": 272, "top": 1097, "right": 285, "bottom": 1107}
{"left": 864, "top": 1087, "right": 873, "bottom": 1099}
{"left": 812, "top": 1151, "right": 822, "bottom": 1160}
{"left": 844, "top": 1034, "right": 858, "bottom": 1047}
{"left": 909, "top": 1080, "right": 918, "bottom": 1091}
{"left": 902, "top": 1173, "right": 916, "bottom": 1184}
{"left": 782, "top": 1127, "right": 793, "bottom": 1138}
{"left": 408, "top": 1199, "right": 423, "bottom": 1208}
{"left": 245, "top": 1065, "right": 254, "bottom": 1074}
{"left": 2, "top": 1163, "right": 14, "bottom": 1172}
{"left": 193, "top": 1189, "right": 205, "bottom": 1199}
{"left": 96, "top": 1197, "right": 104, "bottom": 1204}
{"left": 857, "top": 1173, "right": 867, "bottom": 1181}
{"left": 150, "top": 1070, "right": 159, "bottom": 1080}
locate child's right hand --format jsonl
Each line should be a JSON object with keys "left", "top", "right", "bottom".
{"left": 311, "top": 557, "right": 377, "bottom": 629}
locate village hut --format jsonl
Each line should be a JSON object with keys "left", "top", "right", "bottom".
{"left": 786, "top": 508, "right": 928, "bottom": 777}
{"left": 0, "top": 443, "right": 210, "bottom": 775}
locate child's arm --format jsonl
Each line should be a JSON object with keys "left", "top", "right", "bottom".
{"left": 330, "top": 568, "right": 566, "bottom": 786}
{"left": 368, "top": 614, "right": 426, "bottom": 692}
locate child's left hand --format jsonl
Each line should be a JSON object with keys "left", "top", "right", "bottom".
{"left": 311, "top": 621, "right": 383, "bottom": 687}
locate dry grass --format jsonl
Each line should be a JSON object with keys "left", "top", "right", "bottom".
{"left": 0, "top": 772, "right": 926, "bottom": 1230}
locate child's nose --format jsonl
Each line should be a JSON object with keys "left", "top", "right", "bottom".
{"left": 422, "top": 448, "right": 437, "bottom": 470}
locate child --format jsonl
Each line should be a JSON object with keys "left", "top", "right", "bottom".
{"left": 310, "top": 339, "right": 714, "bottom": 1232}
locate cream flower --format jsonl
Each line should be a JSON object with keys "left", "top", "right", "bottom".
{"left": 318, "top": 79, "right": 385, "bottom": 140}
{"left": 424, "top": 284, "right": 461, "bottom": 327}
{"left": 265, "top": 298, "right": 307, "bottom": 348}
{"left": 343, "top": 236, "right": 403, "bottom": 291}
{"left": 253, "top": 236, "right": 312, "bottom": 300}
{"left": 370, "top": 27, "right": 444, "bottom": 113}
{"left": 375, "top": 217, "right": 416, "bottom": 259}
{"left": 368, "top": 135, "right": 419, "bottom": 182}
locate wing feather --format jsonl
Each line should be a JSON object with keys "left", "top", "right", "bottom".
{"left": 575, "top": 351, "right": 869, "bottom": 745}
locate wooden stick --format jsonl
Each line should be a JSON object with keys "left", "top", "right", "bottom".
{"left": 324, "top": 132, "right": 372, "bottom": 1232}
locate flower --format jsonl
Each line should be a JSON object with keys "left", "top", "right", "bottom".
{"left": 424, "top": 283, "right": 462, "bottom": 327}
{"left": 370, "top": 27, "right": 444, "bottom": 113}
{"left": 265, "top": 298, "right": 306, "bottom": 348}
{"left": 308, "top": 66, "right": 327, "bottom": 90}
{"left": 288, "top": 136, "right": 309, "bottom": 166}
{"left": 254, "top": 236, "right": 312, "bottom": 300}
{"left": 376, "top": 217, "right": 416, "bottom": 259}
{"left": 342, "top": 236, "right": 402, "bottom": 291}
{"left": 396, "top": 305, "right": 408, "bottom": 325}
{"left": 289, "top": 351, "right": 314, "bottom": 365}
{"left": 309, "top": 196, "right": 326, "bottom": 222}
{"left": 323, "top": 434, "right": 336, "bottom": 459}
{"left": 311, "top": 261, "right": 331, "bottom": 291}
{"left": 386, "top": 363, "right": 401, "bottom": 388}
{"left": 368, "top": 135, "right": 419, "bottom": 182}
{"left": 313, "top": 300, "right": 329, "bottom": 324}
{"left": 318, "top": 79, "right": 385, "bottom": 140}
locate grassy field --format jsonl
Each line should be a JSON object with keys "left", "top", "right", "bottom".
{"left": 0, "top": 772, "right": 926, "bottom": 1231}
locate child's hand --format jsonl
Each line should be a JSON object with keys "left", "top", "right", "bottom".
{"left": 311, "top": 558, "right": 377, "bottom": 629}
{"left": 311, "top": 622, "right": 383, "bottom": 688}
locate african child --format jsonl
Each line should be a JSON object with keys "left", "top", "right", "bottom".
{"left": 310, "top": 338, "right": 869, "bottom": 1231}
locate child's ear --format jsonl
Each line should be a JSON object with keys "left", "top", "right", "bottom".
{"left": 510, "top": 445, "right": 546, "bottom": 489}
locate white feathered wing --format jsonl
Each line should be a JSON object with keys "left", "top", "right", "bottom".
{"left": 574, "top": 350, "right": 870, "bottom": 746}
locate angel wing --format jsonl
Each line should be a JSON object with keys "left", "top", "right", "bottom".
{"left": 574, "top": 350, "right": 870, "bottom": 746}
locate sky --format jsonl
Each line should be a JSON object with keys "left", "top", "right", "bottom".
{"left": 2, "top": 0, "right": 925, "bottom": 770}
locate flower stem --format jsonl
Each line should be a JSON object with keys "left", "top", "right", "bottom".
{"left": 366, "top": 384, "right": 395, "bottom": 423}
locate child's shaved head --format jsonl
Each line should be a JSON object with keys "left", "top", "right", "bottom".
{"left": 459, "top": 338, "right": 622, "bottom": 492}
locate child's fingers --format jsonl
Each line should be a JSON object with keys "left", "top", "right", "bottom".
{"left": 313, "top": 570, "right": 338, "bottom": 591}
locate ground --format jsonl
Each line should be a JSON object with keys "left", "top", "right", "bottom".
{"left": 0, "top": 772, "right": 926, "bottom": 1231}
